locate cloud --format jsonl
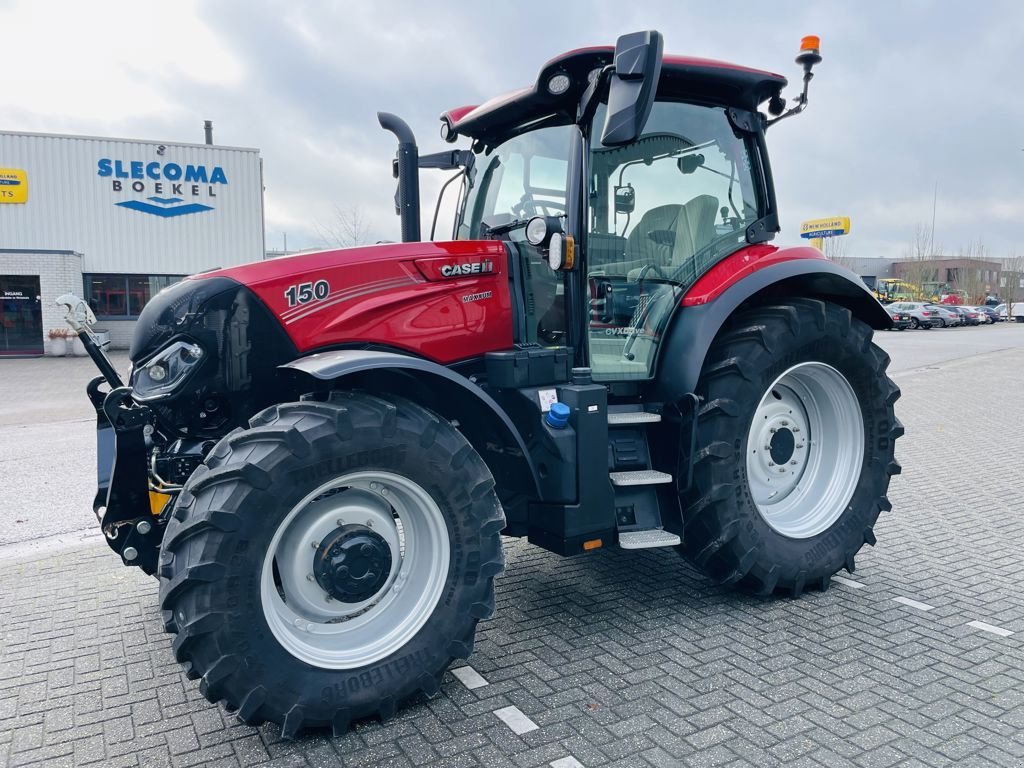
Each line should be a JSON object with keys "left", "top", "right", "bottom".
{"left": 3, "top": 0, "right": 1023, "bottom": 261}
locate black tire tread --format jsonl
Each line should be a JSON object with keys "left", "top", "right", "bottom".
{"left": 158, "top": 392, "right": 504, "bottom": 737}
{"left": 679, "top": 298, "right": 901, "bottom": 597}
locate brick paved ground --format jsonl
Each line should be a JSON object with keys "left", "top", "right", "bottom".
{"left": 1, "top": 334, "right": 1023, "bottom": 767}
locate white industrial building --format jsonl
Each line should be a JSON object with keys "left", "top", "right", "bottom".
{"left": 1, "top": 130, "right": 264, "bottom": 355}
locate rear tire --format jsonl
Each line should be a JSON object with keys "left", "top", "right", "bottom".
{"left": 910, "top": 317, "right": 920, "bottom": 329}
{"left": 158, "top": 392, "right": 504, "bottom": 737}
{"left": 677, "top": 299, "right": 902, "bottom": 596}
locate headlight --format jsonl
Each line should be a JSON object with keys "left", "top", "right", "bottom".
{"left": 132, "top": 341, "right": 204, "bottom": 401}
{"left": 526, "top": 216, "right": 548, "bottom": 246}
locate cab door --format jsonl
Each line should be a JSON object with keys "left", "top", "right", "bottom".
{"left": 585, "top": 100, "right": 765, "bottom": 381}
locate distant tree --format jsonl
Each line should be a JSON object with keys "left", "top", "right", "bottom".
{"left": 820, "top": 235, "right": 855, "bottom": 270}
{"left": 955, "top": 239, "right": 989, "bottom": 303}
{"left": 897, "top": 223, "right": 936, "bottom": 299}
{"left": 317, "top": 205, "right": 371, "bottom": 248}
{"left": 998, "top": 252, "right": 1024, "bottom": 312}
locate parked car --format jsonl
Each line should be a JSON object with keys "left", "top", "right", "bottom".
{"left": 884, "top": 307, "right": 912, "bottom": 330}
{"left": 970, "top": 305, "right": 997, "bottom": 323}
{"left": 885, "top": 301, "right": 936, "bottom": 329}
{"left": 923, "top": 303, "right": 961, "bottom": 327}
{"left": 955, "top": 306, "right": 983, "bottom": 326}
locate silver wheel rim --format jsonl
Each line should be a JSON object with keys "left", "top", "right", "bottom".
{"left": 746, "top": 362, "right": 865, "bottom": 539}
{"left": 260, "top": 471, "right": 449, "bottom": 669}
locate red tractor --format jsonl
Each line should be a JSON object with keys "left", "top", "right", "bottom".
{"left": 63, "top": 31, "right": 901, "bottom": 736}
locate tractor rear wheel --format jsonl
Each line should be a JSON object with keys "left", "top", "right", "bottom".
{"left": 158, "top": 392, "right": 504, "bottom": 737}
{"left": 678, "top": 299, "right": 902, "bottom": 596}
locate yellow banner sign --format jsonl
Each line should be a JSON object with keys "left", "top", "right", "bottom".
{"left": 0, "top": 168, "right": 28, "bottom": 204}
{"left": 800, "top": 216, "right": 850, "bottom": 238}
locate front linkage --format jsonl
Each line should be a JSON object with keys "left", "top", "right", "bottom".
{"left": 62, "top": 294, "right": 165, "bottom": 574}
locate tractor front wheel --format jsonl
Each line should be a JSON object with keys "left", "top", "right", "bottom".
{"left": 158, "top": 392, "right": 504, "bottom": 737}
{"left": 679, "top": 299, "right": 902, "bottom": 596}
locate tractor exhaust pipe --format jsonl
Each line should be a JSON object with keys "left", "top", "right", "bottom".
{"left": 377, "top": 112, "right": 421, "bottom": 242}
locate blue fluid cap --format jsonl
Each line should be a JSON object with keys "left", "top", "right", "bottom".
{"left": 545, "top": 402, "right": 570, "bottom": 429}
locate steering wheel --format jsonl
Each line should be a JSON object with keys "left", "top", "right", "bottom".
{"left": 634, "top": 263, "right": 667, "bottom": 282}
{"left": 513, "top": 195, "right": 564, "bottom": 218}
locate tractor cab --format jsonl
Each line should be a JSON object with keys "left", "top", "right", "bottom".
{"left": 434, "top": 35, "right": 794, "bottom": 383}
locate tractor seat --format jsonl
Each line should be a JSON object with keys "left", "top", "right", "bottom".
{"left": 624, "top": 195, "right": 719, "bottom": 273}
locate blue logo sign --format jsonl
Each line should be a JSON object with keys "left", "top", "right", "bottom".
{"left": 97, "top": 158, "right": 227, "bottom": 218}
{"left": 116, "top": 196, "right": 214, "bottom": 218}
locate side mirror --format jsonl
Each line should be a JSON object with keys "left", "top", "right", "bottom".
{"left": 600, "top": 30, "right": 664, "bottom": 147}
{"left": 677, "top": 154, "right": 705, "bottom": 175}
{"left": 613, "top": 184, "right": 635, "bottom": 214}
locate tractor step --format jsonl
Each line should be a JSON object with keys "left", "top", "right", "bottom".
{"left": 618, "top": 528, "right": 681, "bottom": 549}
{"left": 609, "top": 469, "right": 672, "bottom": 486}
{"left": 608, "top": 411, "right": 661, "bottom": 426}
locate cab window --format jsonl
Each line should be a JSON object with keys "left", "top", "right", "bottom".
{"left": 458, "top": 125, "right": 574, "bottom": 239}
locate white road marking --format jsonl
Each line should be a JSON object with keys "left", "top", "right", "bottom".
{"left": 451, "top": 665, "right": 489, "bottom": 690}
{"left": 892, "top": 596, "right": 935, "bottom": 612}
{"left": 550, "top": 758, "right": 585, "bottom": 768}
{"left": 493, "top": 705, "right": 539, "bottom": 734}
{"left": 966, "top": 620, "right": 1014, "bottom": 638}
{"left": 832, "top": 576, "right": 866, "bottom": 589}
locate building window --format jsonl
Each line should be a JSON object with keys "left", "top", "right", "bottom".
{"left": 84, "top": 274, "right": 185, "bottom": 319}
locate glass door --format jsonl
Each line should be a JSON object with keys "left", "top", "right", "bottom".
{"left": 586, "top": 100, "right": 763, "bottom": 380}
{"left": 0, "top": 275, "right": 43, "bottom": 356}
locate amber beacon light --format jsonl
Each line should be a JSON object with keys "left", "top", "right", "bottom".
{"left": 797, "top": 35, "right": 822, "bottom": 67}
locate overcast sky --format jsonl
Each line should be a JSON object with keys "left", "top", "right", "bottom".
{"left": 2, "top": 0, "right": 1022, "bottom": 260}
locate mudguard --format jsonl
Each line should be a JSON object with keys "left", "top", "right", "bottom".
{"left": 281, "top": 350, "right": 540, "bottom": 501}
{"left": 651, "top": 257, "right": 891, "bottom": 405}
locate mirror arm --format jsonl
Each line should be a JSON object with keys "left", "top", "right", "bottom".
{"left": 418, "top": 150, "right": 475, "bottom": 171}
{"left": 766, "top": 66, "right": 814, "bottom": 128}
{"left": 577, "top": 65, "right": 613, "bottom": 127}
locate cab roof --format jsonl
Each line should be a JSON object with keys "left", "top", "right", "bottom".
{"left": 442, "top": 46, "right": 787, "bottom": 145}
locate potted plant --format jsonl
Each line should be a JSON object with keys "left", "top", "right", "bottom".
{"left": 48, "top": 328, "right": 69, "bottom": 357}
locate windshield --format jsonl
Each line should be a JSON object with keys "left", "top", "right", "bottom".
{"left": 457, "top": 124, "right": 574, "bottom": 240}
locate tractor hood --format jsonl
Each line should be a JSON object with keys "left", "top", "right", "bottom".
{"left": 199, "top": 240, "right": 490, "bottom": 288}
{"left": 152, "top": 240, "right": 514, "bottom": 365}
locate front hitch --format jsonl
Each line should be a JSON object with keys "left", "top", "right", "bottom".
{"left": 96, "top": 387, "right": 163, "bottom": 573}
{"left": 61, "top": 293, "right": 166, "bottom": 573}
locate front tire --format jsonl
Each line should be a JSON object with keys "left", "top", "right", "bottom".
{"left": 678, "top": 299, "right": 902, "bottom": 596}
{"left": 158, "top": 392, "right": 504, "bottom": 737}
